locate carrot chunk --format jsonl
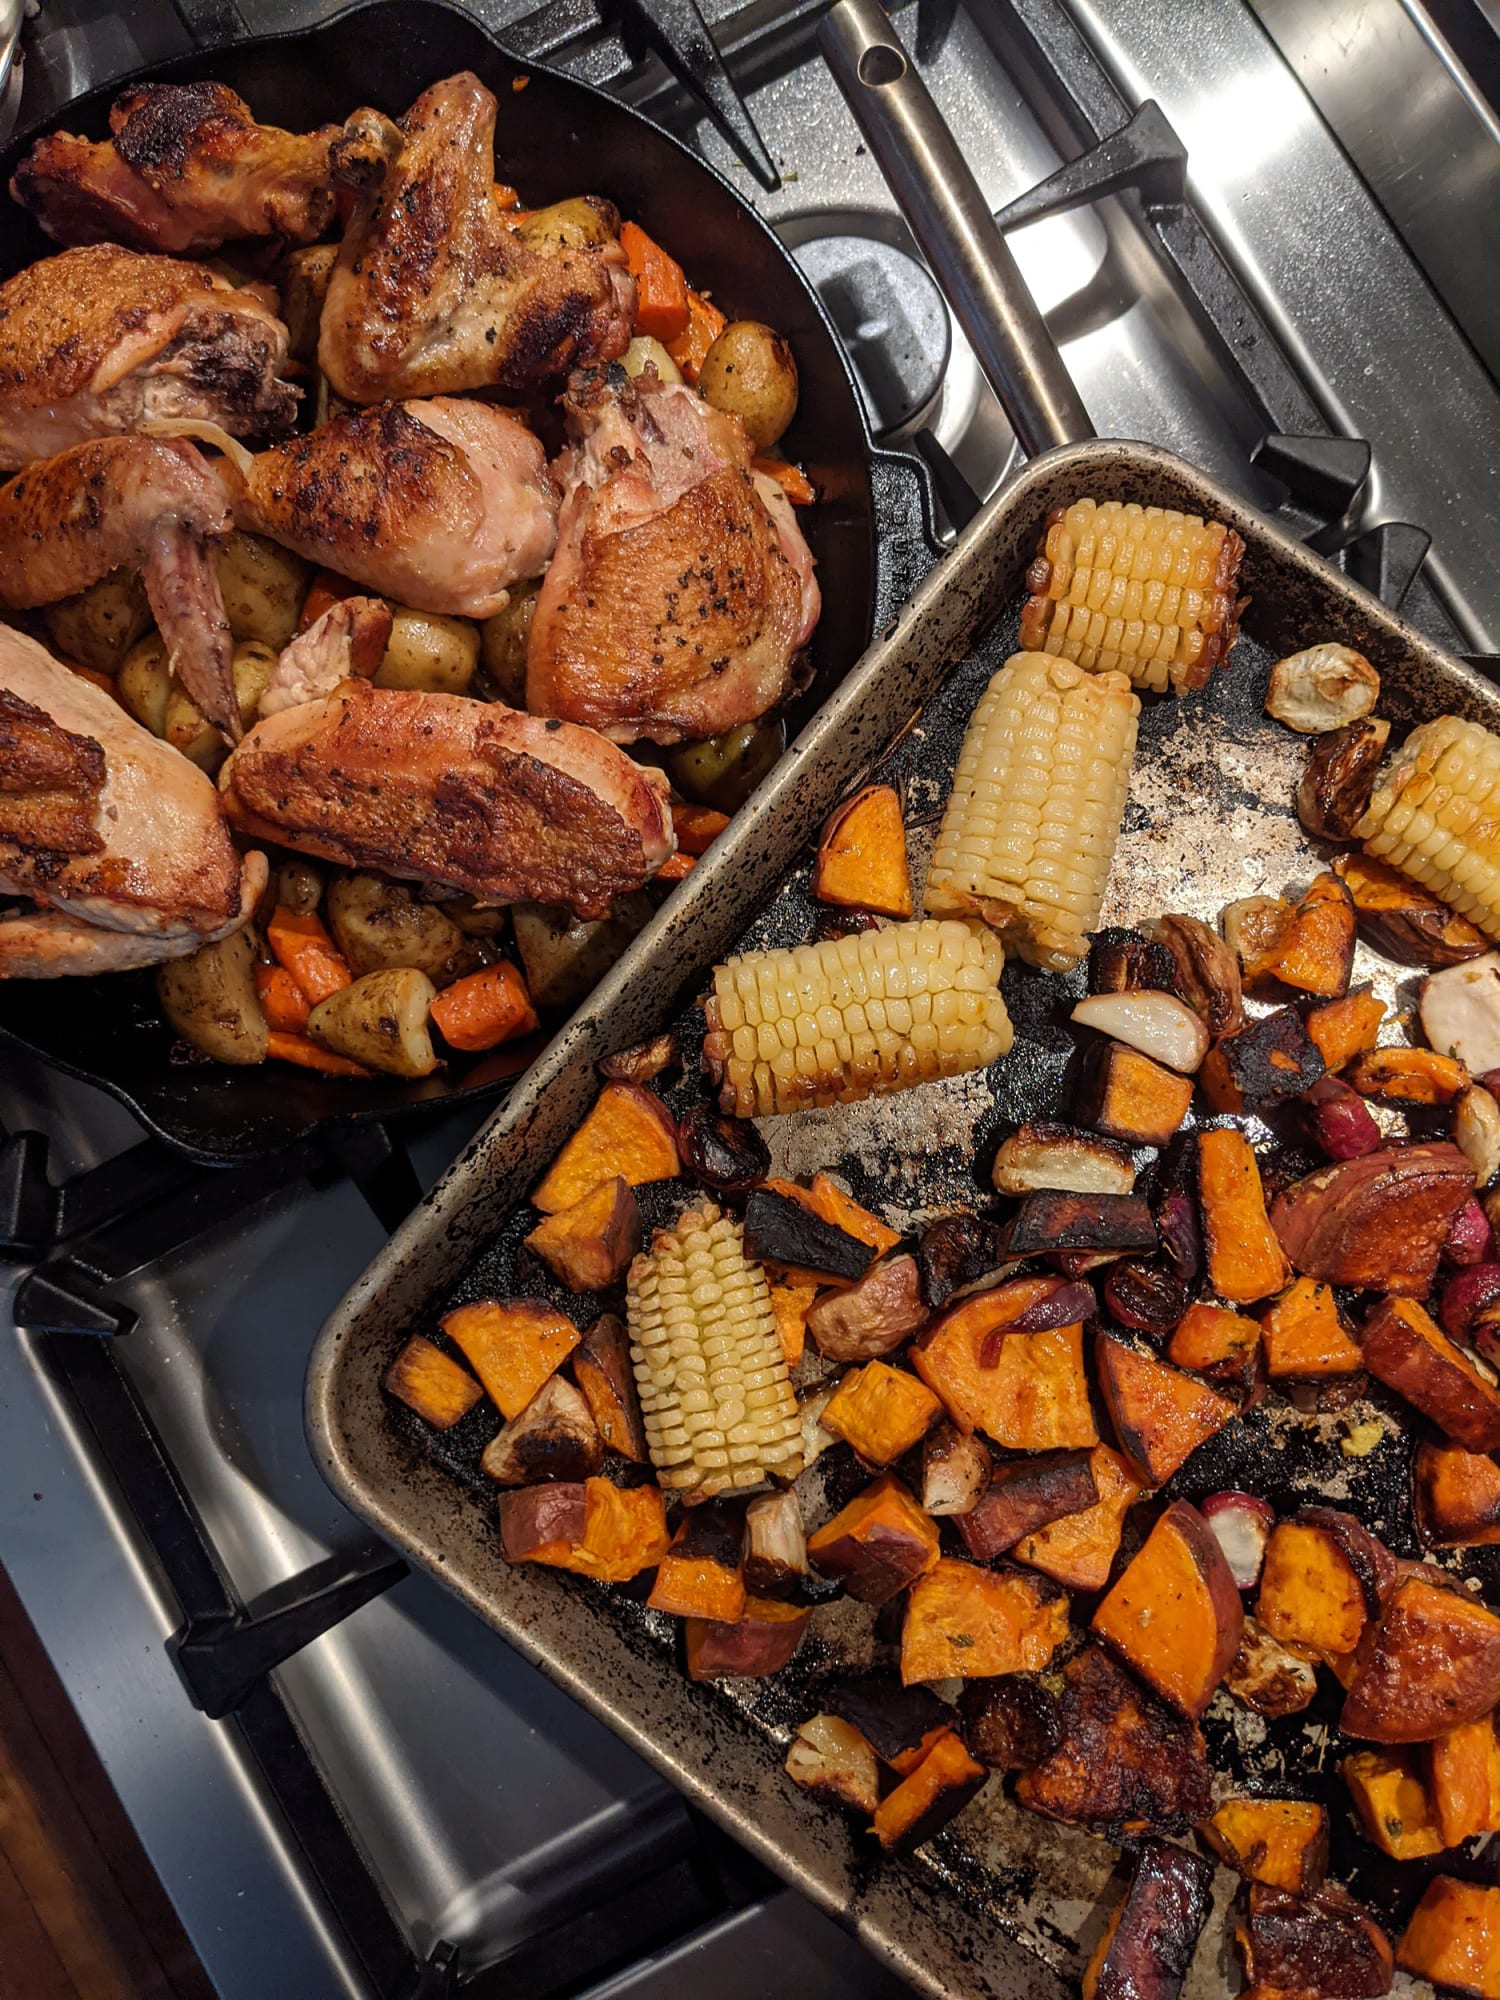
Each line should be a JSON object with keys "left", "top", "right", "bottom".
{"left": 1259, "top": 1276, "right": 1364, "bottom": 1380}
{"left": 750, "top": 455, "right": 816, "bottom": 506}
{"left": 254, "top": 959, "right": 311, "bottom": 1033}
{"left": 298, "top": 567, "right": 360, "bottom": 630}
{"left": 1199, "top": 1127, "right": 1290, "bottom": 1304}
{"left": 619, "top": 219, "right": 691, "bottom": 342}
{"left": 429, "top": 961, "right": 538, "bottom": 1052}
{"left": 1399, "top": 1876, "right": 1500, "bottom": 1997}
{"left": 532, "top": 1080, "right": 679, "bottom": 1213}
{"left": 664, "top": 287, "right": 726, "bottom": 383}
{"left": 439, "top": 1298, "right": 580, "bottom": 1419}
{"left": 265, "top": 1029, "right": 369, "bottom": 1077}
{"left": 1092, "top": 1499, "right": 1243, "bottom": 1718}
{"left": 812, "top": 784, "right": 913, "bottom": 920}
{"left": 266, "top": 906, "right": 353, "bottom": 1005}
{"left": 900, "top": 1557, "right": 1068, "bottom": 1685}
{"left": 670, "top": 804, "right": 730, "bottom": 855}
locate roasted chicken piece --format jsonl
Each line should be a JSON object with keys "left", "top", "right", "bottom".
{"left": 227, "top": 399, "right": 558, "bottom": 619}
{"left": 258, "top": 597, "right": 391, "bottom": 719}
{"left": 219, "top": 680, "right": 674, "bottom": 919}
{"left": 0, "top": 627, "right": 264, "bottom": 976}
{"left": 11, "top": 81, "right": 390, "bottom": 253}
{"left": 0, "top": 245, "right": 296, "bottom": 470}
{"left": 319, "top": 72, "right": 633, "bottom": 402}
{"left": 526, "top": 365, "right": 820, "bottom": 744}
{"left": 0, "top": 435, "right": 239, "bottom": 741}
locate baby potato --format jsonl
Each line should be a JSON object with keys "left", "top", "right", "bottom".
{"left": 326, "top": 873, "right": 471, "bottom": 981}
{"left": 233, "top": 639, "right": 279, "bottom": 722}
{"left": 118, "top": 632, "right": 172, "bottom": 736}
{"left": 216, "top": 531, "right": 311, "bottom": 650}
{"left": 516, "top": 196, "right": 617, "bottom": 251}
{"left": 156, "top": 929, "right": 269, "bottom": 1066}
{"left": 375, "top": 607, "right": 480, "bottom": 695}
{"left": 164, "top": 682, "right": 223, "bottom": 770}
{"left": 622, "top": 335, "right": 683, "bottom": 386}
{"left": 665, "top": 717, "right": 785, "bottom": 813}
{"left": 281, "top": 243, "right": 338, "bottom": 362}
{"left": 512, "top": 893, "right": 654, "bottom": 1014}
{"left": 478, "top": 582, "right": 540, "bottom": 707}
{"left": 272, "top": 859, "right": 324, "bottom": 915}
{"left": 307, "top": 968, "right": 439, "bottom": 1077}
{"left": 440, "top": 894, "right": 509, "bottom": 938}
{"left": 697, "top": 321, "right": 799, "bottom": 449}
{"left": 43, "top": 568, "right": 152, "bottom": 675}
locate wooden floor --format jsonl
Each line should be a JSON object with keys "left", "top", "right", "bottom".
{"left": 0, "top": 1565, "right": 215, "bottom": 2000}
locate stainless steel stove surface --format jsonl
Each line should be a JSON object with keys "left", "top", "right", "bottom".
{"left": 3, "top": 1, "right": 1499, "bottom": 1996}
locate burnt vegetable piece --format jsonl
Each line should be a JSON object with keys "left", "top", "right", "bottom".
{"left": 915, "top": 1212, "right": 1012, "bottom": 1308}
{"left": 991, "top": 1120, "right": 1137, "bottom": 1198}
{"left": 783, "top": 1714, "right": 880, "bottom": 1815}
{"left": 1001, "top": 1191, "right": 1157, "bottom": 1258}
{"left": 823, "top": 1676, "right": 951, "bottom": 1771}
{"left": 1082, "top": 1838, "right": 1214, "bottom": 2000}
{"left": 676, "top": 1104, "right": 770, "bottom": 1194}
{"left": 1362, "top": 1296, "right": 1500, "bottom": 1449}
{"left": 1348, "top": 1045, "right": 1468, "bottom": 1105}
{"left": 1092, "top": 1500, "right": 1244, "bottom": 1719}
{"left": 742, "top": 1189, "right": 876, "bottom": 1283}
{"left": 1087, "top": 927, "right": 1177, "bottom": 995}
{"left": 1225, "top": 1617, "right": 1318, "bottom": 1718}
{"left": 1298, "top": 718, "right": 1390, "bottom": 841}
{"left": 480, "top": 1374, "right": 604, "bottom": 1485}
{"left": 1341, "top": 1575, "right": 1500, "bottom": 1742}
{"left": 955, "top": 1448, "right": 1098, "bottom": 1560}
{"left": 805, "top": 1254, "right": 927, "bottom": 1362}
{"left": 1102, "top": 1259, "right": 1190, "bottom": 1337}
{"left": 957, "top": 1674, "right": 1061, "bottom": 1771}
{"left": 1334, "top": 849, "right": 1489, "bottom": 967}
{"left": 1077, "top": 1039, "right": 1195, "bottom": 1147}
{"left": 383, "top": 1335, "right": 483, "bottom": 1429}
{"left": 1240, "top": 1885, "right": 1394, "bottom": 1999}
{"left": 598, "top": 1030, "right": 680, "bottom": 1086}
{"left": 1271, "top": 1144, "right": 1475, "bottom": 1296}
{"left": 1146, "top": 912, "right": 1245, "bottom": 1035}
{"left": 920, "top": 1422, "right": 992, "bottom": 1517}
{"left": 869, "top": 1730, "right": 987, "bottom": 1852}
{"left": 1200, "top": 1006, "right": 1325, "bottom": 1109}
{"left": 572, "top": 1312, "right": 648, "bottom": 1462}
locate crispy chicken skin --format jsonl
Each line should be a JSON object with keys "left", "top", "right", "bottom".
{"left": 0, "top": 626, "right": 263, "bottom": 976}
{"left": 11, "top": 82, "right": 390, "bottom": 254}
{"left": 318, "top": 73, "right": 634, "bottom": 402}
{"left": 526, "top": 365, "right": 820, "bottom": 744}
{"left": 220, "top": 680, "right": 674, "bottom": 919}
{"left": 228, "top": 397, "right": 558, "bottom": 618}
{"left": 0, "top": 245, "right": 297, "bottom": 470}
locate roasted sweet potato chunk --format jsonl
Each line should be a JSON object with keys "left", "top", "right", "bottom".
{"left": 1199, "top": 1008, "right": 1325, "bottom": 1113}
{"left": 765, "top": 1271, "right": 817, "bottom": 1369}
{"left": 1306, "top": 985, "right": 1386, "bottom": 1071}
{"left": 913, "top": 1291, "right": 1098, "bottom": 1450}
{"left": 1083, "top": 1838, "right": 1213, "bottom": 2000}
{"left": 384, "top": 1335, "right": 483, "bottom": 1429}
{"left": 1239, "top": 1884, "right": 1393, "bottom": 2000}
{"left": 806, "top": 1254, "right": 927, "bottom": 1362}
{"left": 1348, "top": 1045, "right": 1468, "bottom": 1105}
{"left": 1271, "top": 1142, "right": 1475, "bottom": 1296}
{"left": 532, "top": 1082, "right": 679, "bottom": 1213}
{"left": 1398, "top": 1876, "right": 1500, "bottom": 1997}
{"left": 648, "top": 1501, "right": 745, "bottom": 1622}
{"left": 1336, "top": 850, "right": 1490, "bottom": 968}
{"left": 807, "top": 1474, "right": 940, "bottom": 1604}
{"left": 870, "top": 1729, "right": 987, "bottom": 1852}
{"left": 1202, "top": 1798, "right": 1328, "bottom": 1893}
{"left": 1167, "top": 1301, "right": 1263, "bottom": 1398}
{"left": 1015, "top": 1644, "right": 1213, "bottom": 1838}
{"left": 440, "top": 1298, "right": 581, "bottom": 1420}
{"left": 524, "top": 1176, "right": 642, "bottom": 1291}
{"left": 572, "top": 1313, "right": 648, "bottom": 1462}
{"left": 819, "top": 1360, "right": 943, "bottom": 1466}
{"left": 1078, "top": 1039, "right": 1195, "bottom": 1147}
{"left": 1011, "top": 1445, "right": 1143, "bottom": 1592}
{"left": 1259, "top": 1276, "right": 1364, "bottom": 1380}
{"left": 900, "top": 1557, "right": 1069, "bottom": 1685}
{"left": 812, "top": 783, "right": 913, "bottom": 919}
{"left": 1342, "top": 1575, "right": 1500, "bottom": 1742}
{"left": 783, "top": 1713, "right": 880, "bottom": 1814}
{"left": 1255, "top": 1512, "right": 1382, "bottom": 1658}
{"left": 685, "top": 1596, "right": 810, "bottom": 1679}
{"left": 1199, "top": 1128, "right": 1292, "bottom": 1303}
{"left": 1414, "top": 1441, "right": 1500, "bottom": 1548}
{"left": 801, "top": 1172, "right": 902, "bottom": 1252}
{"left": 1265, "top": 872, "right": 1358, "bottom": 998}
{"left": 1088, "top": 927, "right": 1178, "bottom": 995}
{"left": 1343, "top": 1746, "right": 1444, "bottom": 1857}
{"left": 1363, "top": 1296, "right": 1500, "bottom": 1450}
{"left": 1093, "top": 1500, "right": 1244, "bottom": 1718}
{"left": 957, "top": 1449, "right": 1098, "bottom": 1560}
{"left": 500, "top": 1477, "right": 669, "bottom": 1583}
{"left": 1096, "top": 1334, "right": 1237, "bottom": 1487}
{"left": 1430, "top": 1714, "right": 1500, "bottom": 1847}
{"left": 1002, "top": 1189, "right": 1157, "bottom": 1258}
{"left": 957, "top": 1674, "right": 1061, "bottom": 1771}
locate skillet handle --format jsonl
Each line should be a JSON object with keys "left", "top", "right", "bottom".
{"left": 171, "top": 0, "right": 249, "bottom": 46}
{"left": 818, "top": 0, "right": 1094, "bottom": 458}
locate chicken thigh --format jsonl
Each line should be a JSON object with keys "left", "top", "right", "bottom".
{"left": 526, "top": 365, "right": 820, "bottom": 744}
{"left": 228, "top": 398, "right": 558, "bottom": 618}
{"left": 220, "top": 681, "right": 674, "bottom": 919}
{"left": 11, "top": 82, "right": 390, "bottom": 253}
{"left": 318, "top": 72, "right": 634, "bottom": 402}
{"left": 0, "top": 627, "right": 264, "bottom": 976}
{"left": 0, "top": 245, "right": 297, "bottom": 470}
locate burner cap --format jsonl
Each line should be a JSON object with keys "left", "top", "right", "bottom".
{"left": 792, "top": 233, "right": 950, "bottom": 435}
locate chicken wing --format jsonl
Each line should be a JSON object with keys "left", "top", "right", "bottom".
{"left": 219, "top": 681, "right": 674, "bottom": 920}
{"left": 525, "top": 365, "right": 820, "bottom": 744}
{"left": 0, "top": 436, "right": 239, "bottom": 740}
{"left": 0, "top": 245, "right": 297, "bottom": 470}
{"left": 319, "top": 72, "right": 634, "bottom": 402}
{"left": 0, "top": 626, "right": 264, "bottom": 976}
{"left": 228, "top": 398, "right": 558, "bottom": 619}
{"left": 11, "top": 81, "right": 390, "bottom": 254}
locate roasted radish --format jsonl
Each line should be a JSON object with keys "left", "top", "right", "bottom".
{"left": 1201, "top": 1490, "right": 1274, "bottom": 1590}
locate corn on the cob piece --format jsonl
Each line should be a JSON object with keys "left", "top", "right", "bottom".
{"left": 627, "top": 1204, "right": 804, "bottom": 1502}
{"left": 1020, "top": 497, "right": 1245, "bottom": 693}
{"left": 1355, "top": 716, "right": 1500, "bottom": 939}
{"left": 702, "top": 918, "right": 1012, "bottom": 1119}
{"left": 924, "top": 651, "right": 1139, "bottom": 974}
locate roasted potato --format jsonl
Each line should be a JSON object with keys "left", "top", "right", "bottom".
{"left": 511, "top": 895, "right": 654, "bottom": 1013}
{"left": 373, "top": 606, "right": 480, "bottom": 695}
{"left": 478, "top": 581, "right": 540, "bottom": 707}
{"left": 281, "top": 243, "right": 338, "bottom": 362}
{"left": 324, "top": 873, "right": 472, "bottom": 982}
{"left": 156, "top": 929, "right": 269, "bottom": 1066}
{"left": 43, "top": 567, "right": 152, "bottom": 675}
{"left": 439, "top": 894, "right": 509, "bottom": 938}
{"left": 216, "top": 531, "right": 310, "bottom": 650}
{"left": 163, "top": 639, "right": 281, "bottom": 769}
{"left": 271, "top": 859, "right": 323, "bottom": 915}
{"left": 697, "top": 320, "right": 799, "bottom": 449}
{"left": 515, "top": 195, "right": 618, "bottom": 250}
{"left": 118, "top": 631, "right": 171, "bottom": 736}
{"left": 307, "top": 967, "right": 439, "bottom": 1077}
{"left": 665, "top": 718, "right": 785, "bottom": 813}
{"left": 621, "top": 334, "right": 683, "bottom": 385}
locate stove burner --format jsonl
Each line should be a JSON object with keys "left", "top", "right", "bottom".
{"left": 792, "top": 232, "right": 951, "bottom": 434}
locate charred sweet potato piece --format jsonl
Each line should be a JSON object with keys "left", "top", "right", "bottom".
{"left": 956, "top": 1449, "right": 1098, "bottom": 1560}
{"left": 991, "top": 1119, "right": 1137, "bottom": 1198}
{"left": 870, "top": 1729, "right": 987, "bottom": 1852}
{"left": 920, "top": 1422, "right": 992, "bottom": 1517}
{"left": 1240, "top": 1884, "right": 1394, "bottom": 2000}
{"left": 1093, "top": 1500, "right": 1244, "bottom": 1718}
{"left": 914, "top": 1212, "right": 1011, "bottom": 1309}
{"left": 1200, "top": 1128, "right": 1291, "bottom": 1304}
{"left": 1398, "top": 1876, "right": 1500, "bottom": 1997}
{"left": 1167, "top": 1302, "right": 1264, "bottom": 1398}
{"left": 783, "top": 1713, "right": 880, "bottom": 1814}
{"left": 1015, "top": 1644, "right": 1214, "bottom": 1837}
{"left": 524, "top": 1176, "right": 642, "bottom": 1292}
{"left": 648, "top": 1501, "right": 746, "bottom": 1621}
{"left": 743, "top": 1188, "right": 876, "bottom": 1283}
{"left": 685, "top": 1595, "right": 810, "bottom": 1679}
{"left": 1363, "top": 1296, "right": 1500, "bottom": 1450}
{"left": 1088, "top": 927, "right": 1178, "bottom": 995}
{"left": 1077, "top": 1040, "right": 1195, "bottom": 1147}
{"left": 743, "top": 1489, "right": 807, "bottom": 1600}
{"left": 500, "top": 1476, "right": 669, "bottom": 1583}
{"left": 806, "top": 1474, "right": 941, "bottom": 1604}
{"left": 1265, "top": 873, "right": 1358, "bottom": 999}
{"left": 819, "top": 1360, "right": 943, "bottom": 1466}
{"left": 1342, "top": 1575, "right": 1500, "bottom": 1742}
{"left": 1203, "top": 1799, "right": 1328, "bottom": 1893}
{"left": 1259, "top": 1277, "right": 1364, "bottom": 1381}
{"left": 900, "top": 1557, "right": 1068, "bottom": 1684}
{"left": 1256, "top": 1514, "right": 1380, "bottom": 1658}
{"left": 1096, "top": 1334, "right": 1237, "bottom": 1487}
{"left": 1083, "top": 1838, "right": 1214, "bottom": 2000}
{"left": 1414, "top": 1441, "right": 1500, "bottom": 1548}
{"left": 913, "top": 1286, "right": 1098, "bottom": 1450}
{"left": 572, "top": 1313, "right": 648, "bottom": 1463}
{"left": 532, "top": 1082, "right": 679, "bottom": 1213}
{"left": 813, "top": 783, "right": 913, "bottom": 919}
{"left": 1271, "top": 1144, "right": 1475, "bottom": 1296}
{"left": 1343, "top": 1747, "right": 1444, "bottom": 1857}
{"left": 1148, "top": 912, "right": 1245, "bottom": 1036}
{"left": 1430, "top": 1714, "right": 1500, "bottom": 1847}
{"left": 1012, "top": 1445, "right": 1143, "bottom": 1592}
{"left": 823, "top": 1676, "right": 950, "bottom": 1771}
{"left": 481, "top": 1374, "right": 604, "bottom": 1485}
{"left": 1200, "top": 1009, "right": 1326, "bottom": 1113}
{"left": 803, "top": 1172, "right": 902, "bottom": 1252}
{"left": 498, "top": 1480, "right": 587, "bottom": 1564}
{"left": 957, "top": 1674, "right": 1061, "bottom": 1771}
{"left": 1348, "top": 1045, "right": 1468, "bottom": 1105}
{"left": 1225, "top": 894, "right": 1294, "bottom": 985}
{"left": 806, "top": 1254, "right": 927, "bottom": 1362}
{"left": 1306, "top": 985, "right": 1386, "bottom": 1071}
{"left": 1226, "top": 1617, "right": 1319, "bottom": 1718}
{"left": 1336, "top": 850, "right": 1490, "bottom": 968}
{"left": 1001, "top": 1189, "right": 1157, "bottom": 1258}
{"left": 766, "top": 1272, "right": 817, "bottom": 1369}
{"left": 384, "top": 1335, "right": 483, "bottom": 1429}
{"left": 440, "top": 1298, "right": 581, "bottom": 1420}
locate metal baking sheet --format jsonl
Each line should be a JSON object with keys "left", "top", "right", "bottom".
{"left": 307, "top": 439, "right": 1500, "bottom": 1998}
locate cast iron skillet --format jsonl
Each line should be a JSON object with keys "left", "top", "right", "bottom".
{"left": 0, "top": 0, "right": 935, "bottom": 1163}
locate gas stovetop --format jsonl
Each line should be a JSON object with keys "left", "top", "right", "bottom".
{"left": 3, "top": 3, "right": 1499, "bottom": 1997}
